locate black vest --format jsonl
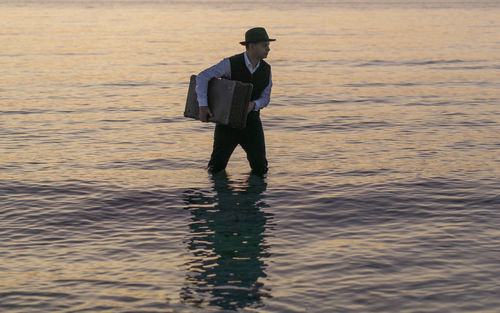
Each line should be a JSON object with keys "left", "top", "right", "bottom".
{"left": 229, "top": 53, "right": 270, "bottom": 101}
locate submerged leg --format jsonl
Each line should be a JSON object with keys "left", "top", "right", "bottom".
{"left": 208, "top": 124, "right": 239, "bottom": 174}
{"left": 240, "top": 111, "right": 268, "bottom": 176}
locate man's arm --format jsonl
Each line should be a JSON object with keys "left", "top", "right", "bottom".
{"left": 196, "top": 58, "right": 231, "bottom": 122}
{"left": 251, "top": 70, "right": 273, "bottom": 111}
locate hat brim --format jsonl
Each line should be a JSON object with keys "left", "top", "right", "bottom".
{"left": 240, "top": 38, "right": 276, "bottom": 45}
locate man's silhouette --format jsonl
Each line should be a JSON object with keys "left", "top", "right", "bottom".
{"left": 196, "top": 27, "right": 275, "bottom": 176}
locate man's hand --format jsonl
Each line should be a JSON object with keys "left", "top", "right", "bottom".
{"left": 247, "top": 101, "right": 255, "bottom": 113}
{"left": 199, "top": 106, "right": 213, "bottom": 122}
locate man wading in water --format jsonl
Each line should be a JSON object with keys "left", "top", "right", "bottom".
{"left": 196, "top": 27, "right": 275, "bottom": 177}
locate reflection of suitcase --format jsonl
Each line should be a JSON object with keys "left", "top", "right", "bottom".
{"left": 184, "top": 75, "right": 253, "bottom": 129}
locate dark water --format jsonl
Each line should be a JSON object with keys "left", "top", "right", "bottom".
{"left": 1, "top": 0, "right": 499, "bottom": 312}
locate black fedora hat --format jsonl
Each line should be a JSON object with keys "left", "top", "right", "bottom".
{"left": 239, "top": 27, "right": 276, "bottom": 45}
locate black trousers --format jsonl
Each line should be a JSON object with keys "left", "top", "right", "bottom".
{"left": 208, "top": 110, "right": 268, "bottom": 176}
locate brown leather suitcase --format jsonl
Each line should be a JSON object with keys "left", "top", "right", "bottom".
{"left": 184, "top": 75, "right": 253, "bottom": 129}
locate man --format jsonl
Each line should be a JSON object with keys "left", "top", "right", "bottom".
{"left": 196, "top": 27, "right": 275, "bottom": 177}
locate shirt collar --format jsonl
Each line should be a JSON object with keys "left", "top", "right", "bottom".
{"left": 244, "top": 51, "right": 260, "bottom": 71}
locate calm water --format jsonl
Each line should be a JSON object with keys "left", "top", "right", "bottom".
{"left": 1, "top": 1, "right": 500, "bottom": 312}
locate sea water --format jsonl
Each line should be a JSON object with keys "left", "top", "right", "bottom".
{"left": 1, "top": 0, "right": 499, "bottom": 312}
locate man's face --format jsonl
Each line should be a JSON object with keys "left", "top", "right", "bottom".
{"left": 249, "top": 41, "right": 271, "bottom": 59}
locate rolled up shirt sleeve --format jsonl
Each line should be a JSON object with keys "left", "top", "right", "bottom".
{"left": 195, "top": 58, "right": 231, "bottom": 107}
{"left": 252, "top": 70, "right": 272, "bottom": 111}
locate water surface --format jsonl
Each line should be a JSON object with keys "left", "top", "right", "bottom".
{"left": 1, "top": 1, "right": 499, "bottom": 312}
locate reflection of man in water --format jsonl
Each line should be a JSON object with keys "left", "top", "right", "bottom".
{"left": 181, "top": 172, "right": 272, "bottom": 310}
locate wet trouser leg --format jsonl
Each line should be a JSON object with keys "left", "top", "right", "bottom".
{"left": 207, "top": 111, "right": 268, "bottom": 175}
{"left": 207, "top": 123, "right": 238, "bottom": 174}
{"left": 240, "top": 111, "right": 268, "bottom": 176}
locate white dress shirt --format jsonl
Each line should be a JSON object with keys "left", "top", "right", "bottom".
{"left": 195, "top": 51, "right": 272, "bottom": 111}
